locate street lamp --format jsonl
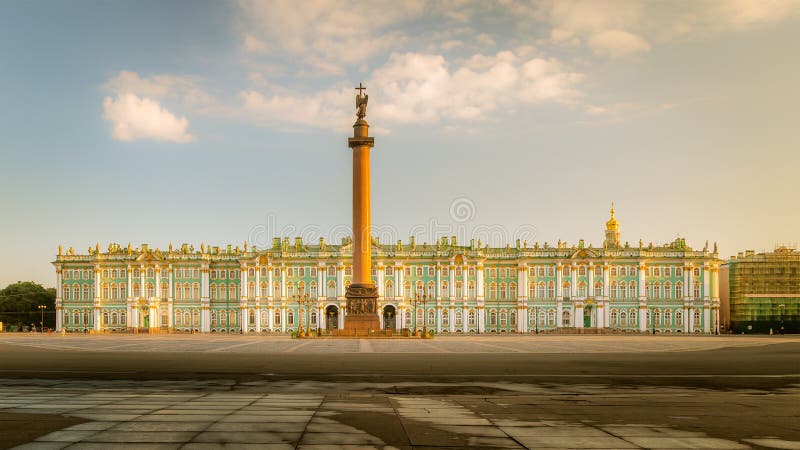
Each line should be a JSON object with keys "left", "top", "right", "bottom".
{"left": 296, "top": 294, "right": 314, "bottom": 337}
{"left": 411, "top": 294, "right": 421, "bottom": 336}
{"left": 534, "top": 304, "right": 539, "bottom": 334}
{"left": 423, "top": 293, "right": 429, "bottom": 338}
{"left": 37, "top": 305, "right": 47, "bottom": 333}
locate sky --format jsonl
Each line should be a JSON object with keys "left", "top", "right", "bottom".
{"left": 1, "top": 0, "right": 799, "bottom": 288}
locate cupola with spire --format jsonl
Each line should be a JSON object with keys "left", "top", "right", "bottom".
{"left": 603, "top": 202, "right": 621, "bottom": 248}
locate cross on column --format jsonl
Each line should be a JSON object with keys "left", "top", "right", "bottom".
{"left": 355, "top": 82, "right": 366, "bottom": 95}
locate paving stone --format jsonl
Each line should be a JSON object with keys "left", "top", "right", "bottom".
{"left": 82, "top": 431, "right": 197, "bottom": 443}
{"left": 191, "top": 431, "right": 300, "bottom": 444}
{"left": 622, "top": 436, "right": 750, "bottom": 449}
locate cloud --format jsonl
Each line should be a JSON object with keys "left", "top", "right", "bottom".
{"left": 243, "top": 34, "right": 268, "bottom": 53}
{"left": 103, "top": 94, "right": 193, "bottom": 143}
{"left": 587, "top": 29, "right": 650, "bottom": 58}
{"left": 237, "top": 49, "right": 583, "bottom": 132}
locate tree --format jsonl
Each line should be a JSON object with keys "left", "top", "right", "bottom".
{"left": 0, "top": 282, "right": 56, "bottom": 330}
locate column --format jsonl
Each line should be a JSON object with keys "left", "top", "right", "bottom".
{"left": 149, "top": 303, "right": 158, "bottom": 331}
{"left": 575, "top": 302, "right": 583, "bottom": 329}
{"left": 449, "top": 265, "right": 456, "bottom": 299}
{"left": 435, "top": 264, "right": 442, "bottom": 300}
{"left": 93, "top": 266, "right": 101, "bottom": 332}
{"left": 55, "top": 267, "right": 63, "bottom": 332}
{"left": 556, "top": 263, "right": 563, "bottom": 299}
{"left": 703, "top": 264, "right": 710, "bottom": 333}
{"left": 462, "top": 265, "right": 468, "bottom": 299}
{"left": 267, "top": 265, "right": 274, "bottom": 301}
{"left": 280, "top": 266, "right": 287, "bottom": 299}
{"left": 638, "top": 263, "right": 646, "bottom": 300}
{"left": 462, "top": 305, "right": 469, "bottom": 333}
{"left": 571, "top": 263, "right": 577, "bottom": 298}
{"left": 587, "top": 263, "right": 594, "bottom": 299}
{"left": 168, "top": 266, "right": 174, "bottom": 329}
{"left": 683, "top": 305, "right": 689, "bottom": 333}
{"left": 684, "top": 264, "right": 691, "bottom": 299}
{"left": 126, "top": 266, "right": 133, "bottom": 329}
{"left": 449, "top": 304, "right": 455, "bottom": 333}
{"left": 603, "top": 263, "right": 610, "bottom": 298}
{"left": 596, "top": 302, "right": 604, "bottom": 329}
{"left": 155, "top": 268, "right": 161, "bottom": 301}
{"left": 268, "top": 305, "right": 275, "bottom": 331}
{"left": 377, "top": 263, "right": 385, "bottom": 298}
{"left": 255, "top": 266, "right": 262, "bottom": 333}
{"left": 556, "top": 300, "right": 563, "bottom": 328}
{"left": 338, "top": 305, "right": 345, "bottom": 329}
{"left": 168, "top": 301, "right": 173, "bottom": 331}
{"left": 436, "top": 304, "right": 442, "bottom": 333}
{"left": 639, "top": 305, "right": 647, "bottom": 332}
{"left": 687, "top": 264, "right": 694, "bottom": 300}
{"left": 240, "top": 266, "right": 248, "bottom": 334}
{"left": 318, "top": 264, "right": 325, "bottom": 300}
{"left": 200, "top": 266, "right": 210, "bottom": 333}
{"left": 337, "top": 264, "right": 345, "bottom": 298}
{"left": 476, "top": 263, "right": 485, "bottom": 302}
{"left": 139, "top": 267, "right": 145, "bottom": 298}
{"left": 703, "top": 264, "right": 710, "bottom": 301}
{"left": 281, "top": 304, "right": 286, "bottom": 333}
{"left": 477, "top": 306, "right": 485, "bottom": 333}
{"left": 703, "top": 304, "right": 711, "bottom": 333}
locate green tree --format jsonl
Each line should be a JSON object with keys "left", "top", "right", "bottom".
{"left": 0, "top": 282, "right": 56, "bottom": 331}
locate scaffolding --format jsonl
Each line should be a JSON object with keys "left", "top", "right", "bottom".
{"left": 728, "top": 246, "right": 800, "bottom": 333}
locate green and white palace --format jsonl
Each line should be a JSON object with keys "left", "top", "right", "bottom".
{"left": 52, "top": 207, "right": 722, "bottom": 334}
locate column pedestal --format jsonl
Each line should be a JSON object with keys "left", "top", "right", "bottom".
{"left": 344, "top": 283, "right": 380, "bottom": 335}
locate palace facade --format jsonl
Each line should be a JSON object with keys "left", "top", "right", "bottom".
{"left": 53, "top": 207, "right": 722, "bottom": 334}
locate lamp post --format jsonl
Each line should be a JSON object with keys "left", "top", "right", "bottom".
{"left": 38, "top": 305, "right": 46, "bottom": 333}
{"left": 423, "top": 293, "right": 429, "bottom": 338}
{"left": 534, "top": 304, "right": 539, "bottom": 334}
{"left": 778, "top": 304, "right": 786, "bottom": 335}
{"left": 411, "top": 294, "right": 420, "bottom": 336}
{"left": 296, "top": 294, "right": 314, "bottom": 337}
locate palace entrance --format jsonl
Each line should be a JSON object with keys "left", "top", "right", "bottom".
{"left": 325, "top": 305, "right": 339, "bottom": 332}
{"left": 383, "top": 305, "right": 396, "bottom": 330}
{"left": 584, "top": 306, "right": 592, "bottom": 328}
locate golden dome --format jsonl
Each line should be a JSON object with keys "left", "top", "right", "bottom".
{"left": 605, "top": 202, "right": 619, "bottom": 230}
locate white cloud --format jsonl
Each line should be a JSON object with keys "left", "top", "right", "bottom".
{"left": 587, "top": 29, "right": 650, "bottom": 58}
{"left": 103, "top": 94, "right": 193, "bottom": 143}
{"left": 243, "top": 34, "right": 268, "bottom": 53}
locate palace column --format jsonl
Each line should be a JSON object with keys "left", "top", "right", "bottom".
{"left": 240, "top": 264, "right": 248, "bottom": 334}
{"left": 200, "top": 265, "right": 210, "bottom": 333}
{"left": 93, "top": 265, "right": 101, "bottom": 332}
{"left": 337, "top": 264, "right": 345, "bottom": 299}
{"left": 167, "top": 265, "right": 174, "bottom": 330}
{"left": 556, "top": 262, "right": 563, "bottom": 327}
{"left": 435, "top": 264, "right": 442, "bottom": 333}
{"left": 712, "top": 265, "right": 720, "bottom": 334}
{"left": 55, "top": 266, "right": 63, "bottom": 332}
{"left": 518, "top": 264, "right": 527, "bottom": 332}
{"left": 703, "top": 264, "right": 711, "bottom": 333}
{"left": 377, "top": 262, "right": 385, "bottom": 299}
{"left": 255, "top": 265, "right": 261, "bottom": 333}
{"left": 318, "top": 264, "right": 326, "bottom": 301}
{"left": 126, "top": 265, "right": 133, "bottom": 329}
{"left": 280, "top": 265, "right": 287, "bottom": 300}
{"left": 476, "top": 263, "right": 485, "bottom": 333}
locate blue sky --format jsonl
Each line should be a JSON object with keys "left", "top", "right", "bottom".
{"left": 1, "top": 0, "right": 799, "bottom": 287}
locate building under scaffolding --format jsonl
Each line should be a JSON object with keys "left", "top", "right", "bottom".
{"left": 724, "top": 246, "right": 800, "bottom": 333}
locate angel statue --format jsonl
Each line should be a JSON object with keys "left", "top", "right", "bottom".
{"left": 355, "top": 82, "right": 368, "bottom": 120}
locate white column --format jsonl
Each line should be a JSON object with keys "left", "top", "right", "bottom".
{"left": 149, "top": 304, "right": 158, "bottom": 331}
{"left": 476, "top": 264, "right": 485, "bottom": 302}
{"left": 596, "top": 302, "right": 604, "bottom": 329}
{"left": 155, "top": 268, "right": 161, "bottom": 301}
{"left": 449, "top": 265, "right": 456, "bottom": 299}
{"left": 703, "top": 265, "right": 710, "bottom": 301}
{"left": 377, "top": 263, "right": 385, "bottom": 298}
{"left": 168, "top": 301, "right": 173, "bottom": 330}
{"left": 638, "top": 263, "right": 646, "bottom": 300}
{"left": 201, "top": 266, "right": 210, "bottom": 333}
{"left": 462, "top": 265, "right": 468, "bottom": 299}
{"left": 688, "top": 265, "right": 694, "bottom": 300}
{"left": 556, "top": 299, "right": 563, "bottom": 328}
{"left": 603, "top": 263, "right": 610, "bottom": 298}
{"left": 337, "top": 264, "right": 345, "bottom": 298}
{"left": 684, "top": 264, "right": 691, "bottom": 298}
{"left": 683, "top": 305, "right": 689, "bottom": 333}
{"left": 168, "top": 266, "right": 174, "bottom": 329}
{"left": 639, "top": 305, "right": 647, "bottom": 332}
{"left": 575, "top": 302, "right": 584, "bottom": 328}
{"left": 338, "top": 305, "right": 345, "bottom": 329}
{"left": 396, "top": 264, "right": 404, "bottom": 301}
{"left": 435, "top": 264, "right": 442, "bottom": 300}
{"left": 318, "top": 264, "right": 325, "bottom": 300}
{"left": 139, "top": 267, "right": 145, "bottom": 299}
{"left": 126, "top": 303, "right": 132, "bottom": 329}
{"left": 281, "top": 305, "right": 286, "bottom": 333}
{"left": 477, "top": 307, "right": 485, "bottom": 333}
{"left": 449, "top": 305, "right": 455, "bottom": 333}
{"left": 268, "top": 306, "right": 275, "bottom": 331}
{"left": 127, "top": 266, "right": 133, "bottom": 302}
{"left": 55, "top": 267, "right": 63, "bottom": 332}
{"left": 556, "top": 263, "right": 563, "bottom": 299}
{"left": 267, "top": 265, "right": 274, "bottom": 301}
{"left": 587, "top": 263, "right": 594, "bottom": 298}
{"left": 703, "top": 304, "right": 711, "bottom": 333}
{"left": 571, "top": 263, "right": 577, "bottom": 298}
{"left": 280, "top": 266, "right": 287, "bottom": 299}
{"left": 93, "top": 266, "right": 101, "bottom": 332}
{"left": 462, "top": 305, "right": 469, "bottom": 333}
{"left": 436, "top": 305, "right": 442, "bottom": 333}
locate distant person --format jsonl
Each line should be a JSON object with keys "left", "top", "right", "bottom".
{"left": 780, "top": 325, "right": 785, "bottom": 335}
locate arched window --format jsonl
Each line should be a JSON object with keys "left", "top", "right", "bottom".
{"left": 102, "top": 311, "right": 109, "bottom": 325}
{"left": 102, "top": 284, "right": 109, "bottom": 299}
{"left": 298, "top": 281, "right": 306, "bottom": 296}
{"left": 287, "top": 311, "right": 294, "bottom": 326}
{"left": 489, "top": 283, "right": 497, "bottom": 300}
{"left": 403, "top": 282, "right": 411, "bottom": 299}
{"left": 620, "top": 310, "right": 627, "bottom": 327}
{"left": 547, "top": 281, "right": 555, "bottom": 299}
{"left": 385, "top": 280, "right": 393, "bottom": 299}
{"left": 310, "top": 282, "right": 317, "bottom": 298}
{"left": 260, "top": 282, "right": 268, "bottom": 298}
{"left": 578, "top": 265, "right": 586, "bottom": 276}
{"left": 529, "top": 283, "right": 536, "bottom": 299}
{"left": 629, "top": 309, "right": 637, "bottom": 325}
{"left": 441, "top": 281, "right": 449, "bottom": 298}
{"left": 455, "top": 281, "right": 463, "bottom": 299}
{"left": 442, "top": 309, "right": 449, "bottom": 326}
{"left": 610, "top": 266, "right": 618, "bottom": 277}
{"left": 629, "top": 281, "right": 637, "bottom": 298}
{"left": 610, "top": 282, "right": 617, "bottom": 299}
{"left": 229, "top": 284, "right": 237, "bottom": 300}
{"left": 415, "top": 281, "right": 424, "bottom": 297}
{"left": 62, "top": 285, "right": 69, "bottom": 300}
{"left": 184, "top": 284, "right": 191, "bottom": 300}
{"left": 675, "top": 282, "right": 683, "bottom": 299}
{"left": 562, "top": 281, "right": 570, "bottom": 298}
{"left": 654, "top": 282, "right": 661, "bottom": 299}
{"left": 468, "top": 309, "right": 476, "bottom": 326}
{"left": 161, "top": 282, "right": 168, "bottom": 299}
{"left": 175, "top": 283, "right": 183, "bottom": 300}
{"left": 509, "top": 283, "right": 517, "bottom": 299}
{"left": 676, "top": 310, "right": 683, "bottom": 326}
{"left": 146, "top": 283, "right": 155, "bottom": 298}
{"left": 248, "top": 282, "right": 255, "bottom": 298}
{"left": 562, "top": 310, "right": 571, "bottom": 327}
{"left": 509, "top": 310, "right": 516, "bottom": 326}
{"left": 620, "top": 281, "right": 627, "bottom": 299}
{"left": 73, "top": 285, "right": 80, "bottom": 301}
{"left": 427, "top": 281, "right": 435, "bottom": 297}
{"left": 249, "top": 309, "right": 255, "bottom": 326}
{"left": 468, "top": 281, "right": 475, "bottom": 298}
{"left": 594, "top": 282, "right": 603, "bottom": 298}
{"left": 274, "top": 282, "right": 281, "bottom": 299}
{"left": 693, "top": 309, "right": 701, "bottom": 328}
{"left": 610, "top": 309, "right": 618, "bottom": 327}
{"left": 664, "top": 310, "right": 672, "bottom": 326}
{"left": 499, "top": 310, "right": 508, "bottom": 326}
{"left": 427, "top": 309, "right": 435, "bottom": 326}
{"left": 547, "top": 309, "right": 555, "bottom": 326}
{"left": 499, "top": 283, "right": 507, "bottom": 300}
{"left": 111, "top": 311, "right": 118, "bottom": 325}
{"left": 147, "top": 268, "right": 154, "bottom": 278}
{"left": 490, "top": 310, "right": 498, "bottom": 326}
{"left": 664, "top": 282, "right": 672, "bottom": 299}
{"left": 578, "top": 282, "right": 586, "bottom": 297}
